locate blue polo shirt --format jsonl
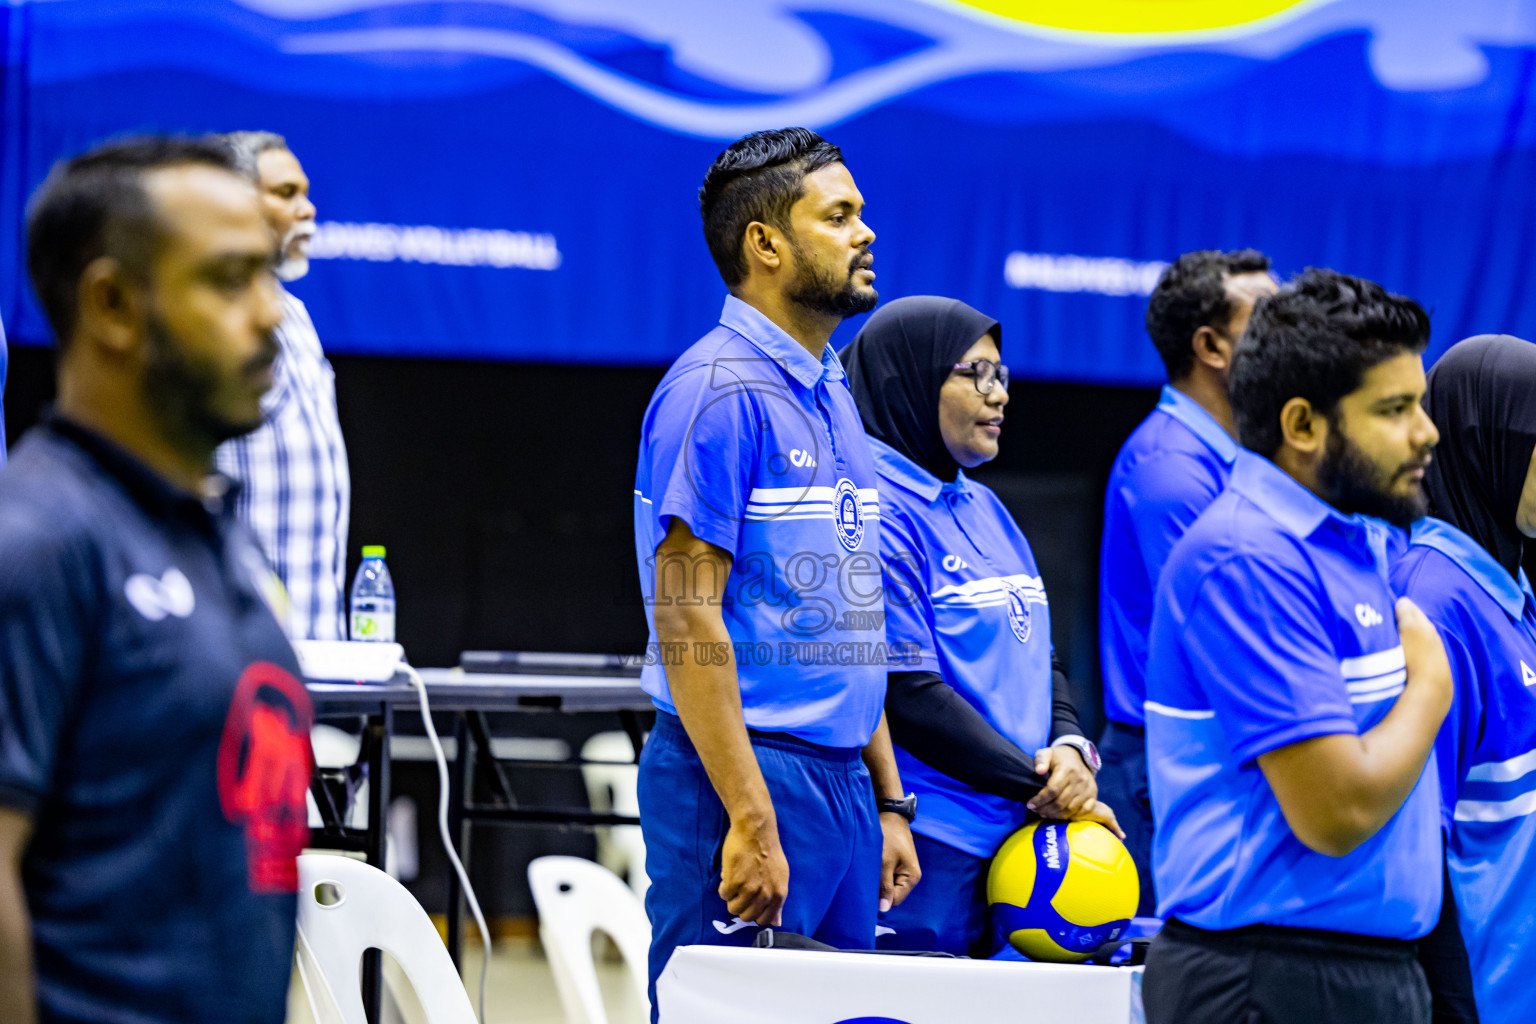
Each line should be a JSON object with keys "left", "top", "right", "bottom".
{"left": 1100, "top": 386, "right": 1238, "bottom": 727}
{"left": 633, "top": 295, "right": 888, "bottom": 749}
{"left": 1392, "top": 517, "right": 1536, "bottom": 1023}
{"left": 872, "top": 436, "right": 1053, "bottom": 858}
{"left": 1146, "top": 450, "right": 1441, "bottom": 937}
{"left": 0, "top": 416, "right": 313, "bottom": 1023}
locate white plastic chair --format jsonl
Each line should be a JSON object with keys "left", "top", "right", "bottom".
{"left": 528, "top": 856, "right": 651, "bottom": 1024}
{"left": 580, "top": 731, "right": 649, "bottom": 900}
{"left": 295, "top": 853, "right": 477, "bottom": 1024}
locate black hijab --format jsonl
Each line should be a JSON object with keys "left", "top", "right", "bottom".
{"left": 1422, "top": 334, "right": 1536, "bottom": 578}
{"left": 840, "top": 296, "right": 1000, "bottom": 482}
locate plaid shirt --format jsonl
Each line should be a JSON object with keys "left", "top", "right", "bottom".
{"left": 217, "top": 289, "right": 351, "bottom": 641}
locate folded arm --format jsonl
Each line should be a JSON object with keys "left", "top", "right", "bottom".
{"left": 1258, "top": 598, "right": 1453, "bottom": 857}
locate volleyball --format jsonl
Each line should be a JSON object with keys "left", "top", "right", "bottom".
{"left": 987, "top": 820, "right": 1140, "bottom": 963}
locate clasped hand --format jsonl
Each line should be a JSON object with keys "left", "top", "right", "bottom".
{"left": 1027, "top": 745, "right": 1124, "bottom": 838}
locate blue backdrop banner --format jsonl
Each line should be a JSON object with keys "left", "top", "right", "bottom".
{"left": 2, "top": 1, "right": 1534, "bottom": 384}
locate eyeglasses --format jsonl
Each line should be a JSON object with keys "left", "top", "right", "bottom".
{"left": 951, "top": 359, "right": 1010, "bottom": 395}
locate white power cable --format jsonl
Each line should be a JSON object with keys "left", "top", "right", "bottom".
{"left": 399, "top": 662, "right": 492, "bottom": 1022}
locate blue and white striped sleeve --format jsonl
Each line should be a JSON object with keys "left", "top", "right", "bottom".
{"left": 878, "top": 508, "right": 939, "bottom": 672}
{"left": 644, "top": 367, "right": 757, "bottom": 558}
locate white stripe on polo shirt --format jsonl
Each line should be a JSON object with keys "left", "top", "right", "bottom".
{"left": 1455, "top": 744, "right": 1536, "bottom": 821}
{"left": 931, "top": 573, "right": 1047, "bottom": 608}
{"left": 1456, "top": 789, "right": 1536, "bottom": 823}
{"left": 1341, "top": 645, "right": 1406, "bottom": 704}
{"left": 743, "top": 486, "right": 881, "bottom": 521}
{"left": 1145, "top": 701, "right": 1216, "bottom": 720}
{"left": 1467, "top": 748, "right": 1536, "bottom": 783}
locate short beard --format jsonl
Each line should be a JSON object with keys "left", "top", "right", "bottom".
{"left": 784, "top": 236, "right": 877, "bottom": 319}
{"left": 276, "top": 222, "right": 315, "bottom": 281}
{"left": 141, "top": 313, "right": 271, "bottom": 454}
{"left": 275, "top": 254, "right": 308, "bottom": 282}
{"left": 1316, "top": 423, "right": 1429, "bottom": 528}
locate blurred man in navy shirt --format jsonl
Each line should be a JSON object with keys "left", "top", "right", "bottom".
{"left": 0, "top": 137, "right": 310, "bottom": 1024}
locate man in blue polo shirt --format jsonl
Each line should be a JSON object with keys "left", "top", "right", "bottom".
{"left": 0, "top": 137, "right": 308, "bottom": 1024}
{"left": 635, "top": 128, "right": 919, "bottom": 1018}
{"left": 1142, "top": 269, "right": 1451, "bottom": 1024}
{"left": 1098, "top": 249, "right": 1275, "bottom": 913}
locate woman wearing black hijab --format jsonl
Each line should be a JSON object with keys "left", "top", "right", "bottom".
{"left": 1390, "top": 335, "right": 1536, "bottom": 1024}
{"left": 841, "top": 297, "right": 1122, "bottom": 958}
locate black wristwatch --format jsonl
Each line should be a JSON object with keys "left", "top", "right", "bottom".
{"left": 877, "top": 793, "right": 917, "bottom": 822}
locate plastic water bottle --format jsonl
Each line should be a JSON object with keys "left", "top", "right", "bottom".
{"left": 350, "top": 545, "right": 396, "bottom": 642}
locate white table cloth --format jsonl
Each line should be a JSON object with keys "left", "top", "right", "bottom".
{"left": 658, "top": 944, "right": 1144, "bottom": 1023}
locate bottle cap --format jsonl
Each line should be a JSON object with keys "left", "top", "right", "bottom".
{"left": 362, "top": 545, "right": 387, "bottom": 558}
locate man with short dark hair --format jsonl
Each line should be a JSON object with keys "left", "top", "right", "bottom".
{"left": 634, "top": 127, "right": 918, "bottom": 1018}
{"left": 213, "top": 130, "right": 350, "bottom": 642}
{"left": 1141, "top": 268, "right": 1451, "bottom": 1023}
{"left": 0, "top": 136, "right": 311, "bottom": 1024}
{"left": 1097, "top": 248, "right": 1276, "bottom": 913}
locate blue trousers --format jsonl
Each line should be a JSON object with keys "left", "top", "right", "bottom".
{"left": 638, "top": 713, "right": 882, "bottom": 1022}
{"left": 875, "top": 832, "right": 999, "bottom": 957}
{"left": 1096, "top": 720, "right": 1157, "bottom": 916}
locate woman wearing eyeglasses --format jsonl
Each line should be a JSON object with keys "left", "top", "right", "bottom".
{"left": 840, "top": 296, "right": 1122, "bottom": 957}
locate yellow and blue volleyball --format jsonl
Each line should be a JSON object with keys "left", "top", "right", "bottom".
{"left": 986, "top": 819, "right": 1139, "bottom": 962}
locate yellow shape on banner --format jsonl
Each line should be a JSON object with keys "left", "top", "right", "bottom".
{"left": 945, "top": 0, "right": 1317, "bottom": 34}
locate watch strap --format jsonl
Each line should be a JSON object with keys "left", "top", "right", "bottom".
{"left": 1052, "top": 734, "right": 1102, "bottom": 774}
{"left": 876, "top": 793, "right": 917, "bottom": 822}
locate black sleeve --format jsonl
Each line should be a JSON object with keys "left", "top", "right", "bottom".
{"left": 1050, "top": 651, "right": 1085, "bottom": 742}
{"left": 884, "top": 670, "right": 1046, "bottom": 803}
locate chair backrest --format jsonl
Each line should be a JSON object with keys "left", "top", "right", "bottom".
{"left": 579, "top": 732, "right": 649, "bottom": 900}
{"left": 579, "top": 731, "right": 640, "bottom": 816}
{"left": 296, "top": 853, "right": 477, "bottom": 1024}
{"left": 528, "top": 856, "right": 651, "bottom": 1024}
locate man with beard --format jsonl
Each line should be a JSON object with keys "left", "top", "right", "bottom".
{"left": 214, "top": 131, "right": 350, "bottom": 642}
{"left": 633, "top": 127, "right": 918, "bottom": 1019}
{"left": 0, "top": 137, "right": 311, "bottom": 1024}
{"left": 1140, "top": 268, "right": 1452, "bottom": 1024}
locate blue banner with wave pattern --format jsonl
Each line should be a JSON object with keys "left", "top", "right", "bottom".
{"left": 2, "top": 1, "right": 1534, "bottom": 384}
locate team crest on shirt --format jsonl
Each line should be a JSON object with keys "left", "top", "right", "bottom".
{"left": 1004, "top": 581, "right": 1033, "bottom": 643}
{"left": 217, "top": 662, "right": 314, "bottom": 893}
{"left": 834, "top": 478, "right": 865, "bottom": 552}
